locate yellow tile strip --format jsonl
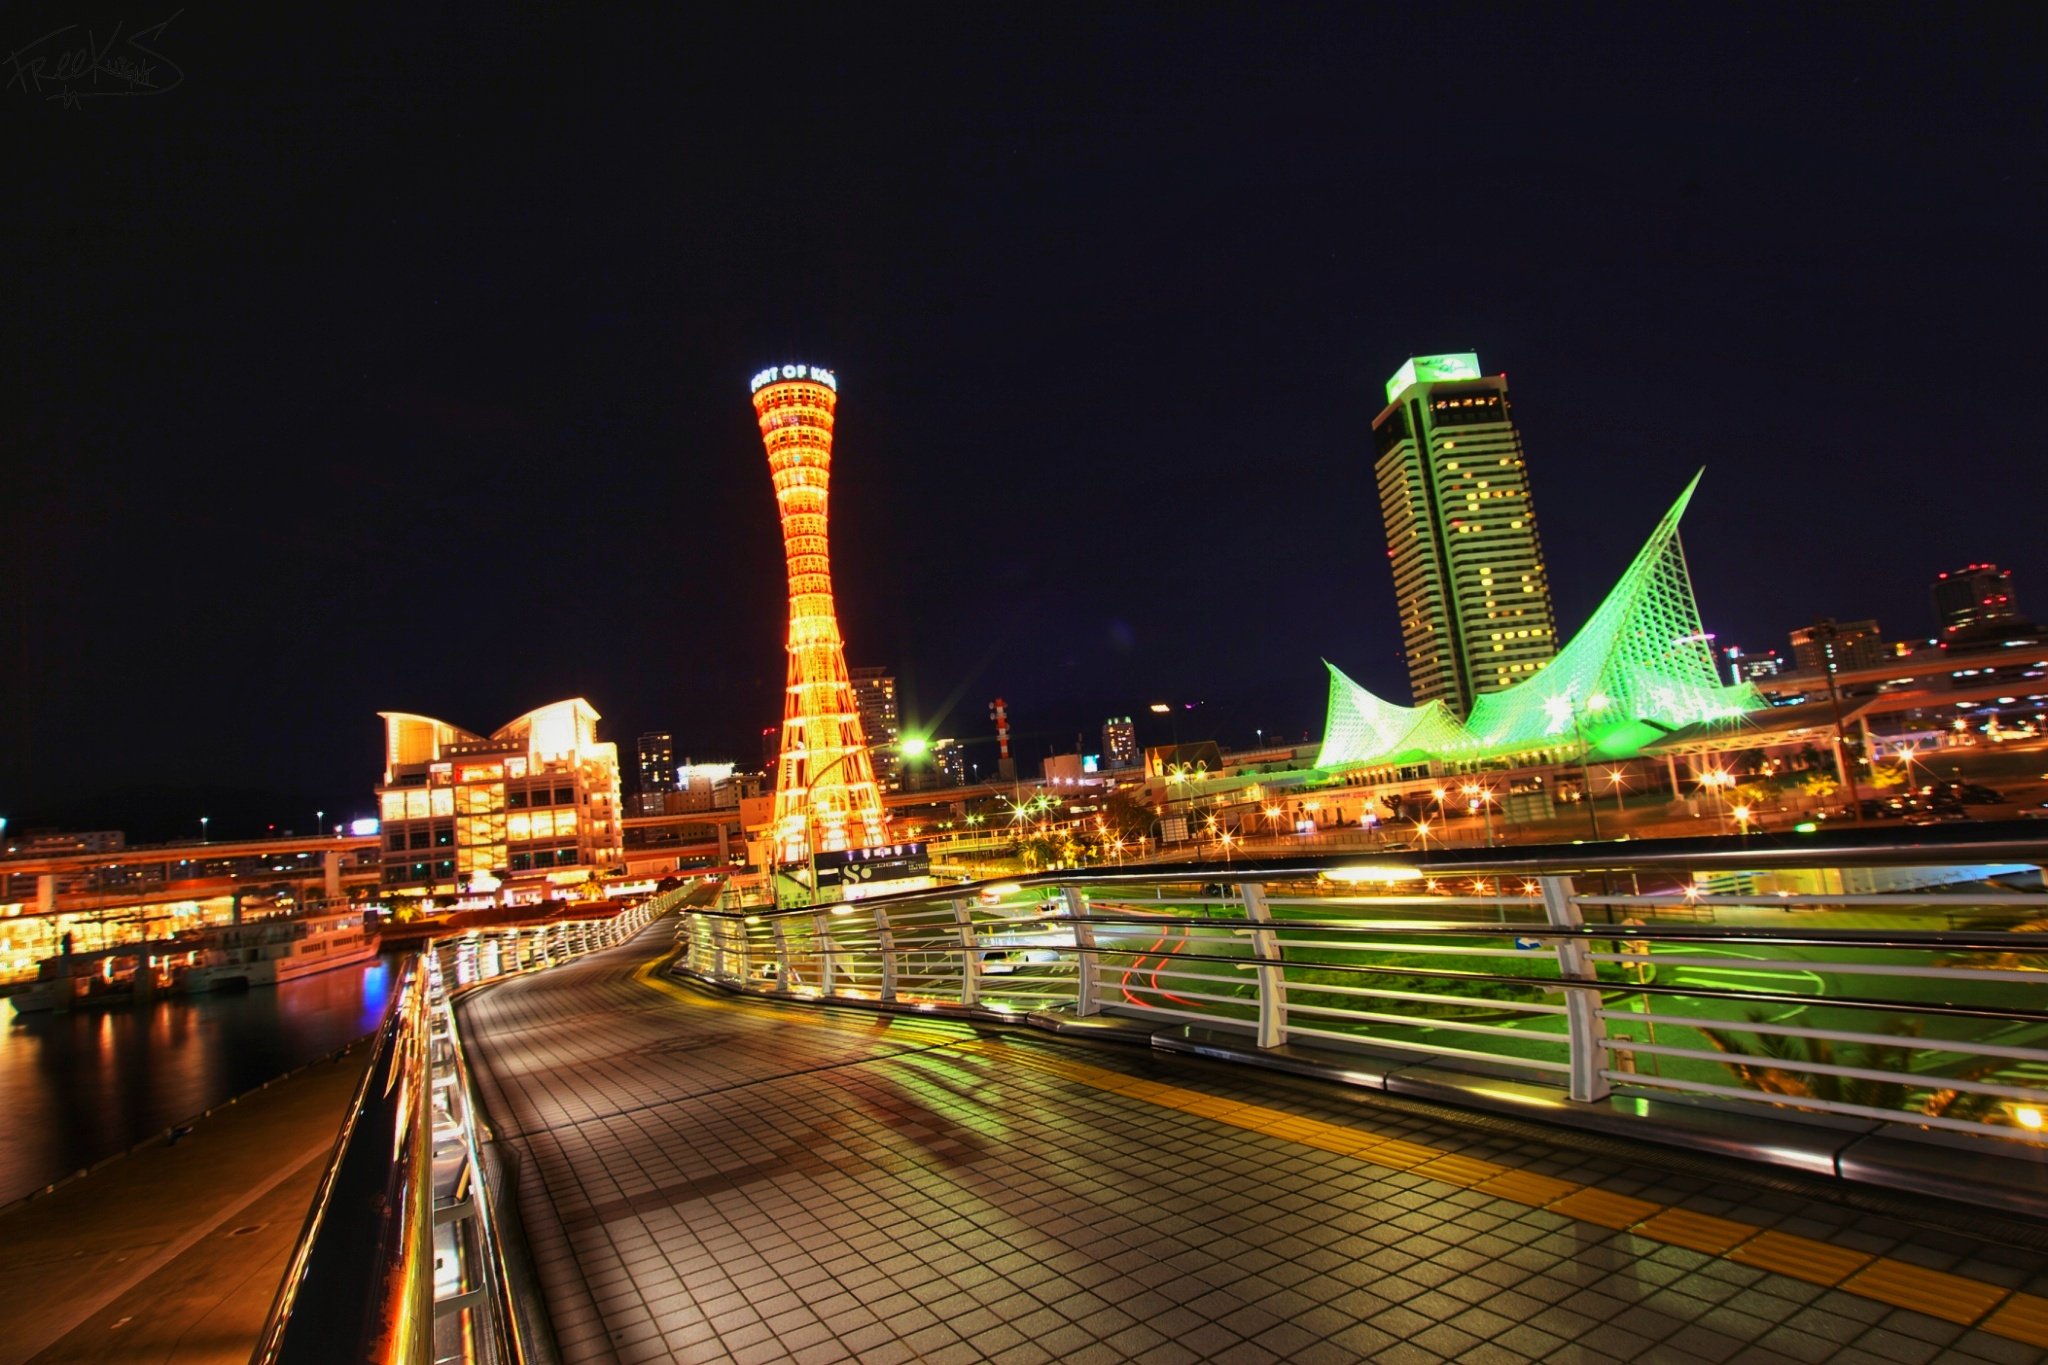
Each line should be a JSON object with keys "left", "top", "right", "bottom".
{"left": 965, "top": 1040, "right": 2048, "bottom": 1349}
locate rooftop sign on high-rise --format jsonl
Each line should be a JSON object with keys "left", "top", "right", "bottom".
{"left": 1385, "top": 352, "right": 1483, "bottom": 404}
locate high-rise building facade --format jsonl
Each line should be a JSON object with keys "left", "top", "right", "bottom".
{"left": 635, "top": 731, "right": 675, "bottom": 814}
{"left": 751, "top": 363, "right": 888, "bottom": 872}
{"left": 848, "top": 667, "right": 903, "bottom": 789}
{"left": 1934, "top": 564, "right": 2019, "bottom": 640}
{"left": 1372, "top": 353, "right": 1558, "bottom": 717}
{"left": 1103, "top": 717, "right": 1137, "bottom": 768}
{"left": 375, "top": 699, "right": 623, "bottom": 890}
{"left": 1790, "top": 618, "right": 1888, "bottom": 674}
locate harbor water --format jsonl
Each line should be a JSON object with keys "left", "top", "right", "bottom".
{"left": 0, "top": 953, "right": 395, "bottom": 1203}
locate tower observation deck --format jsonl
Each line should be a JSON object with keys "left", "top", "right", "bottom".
{"left": 750, "top": 363, "right": 888, "bottom": 878}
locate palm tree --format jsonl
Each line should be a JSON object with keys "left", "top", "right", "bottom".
{"left": 1699, "top": 1012, "right": 2008, "bottom": 1122}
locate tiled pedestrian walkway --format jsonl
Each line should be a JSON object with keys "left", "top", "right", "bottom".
{"left": 460, "top": 920, "right": 2048, "bottom": 1364}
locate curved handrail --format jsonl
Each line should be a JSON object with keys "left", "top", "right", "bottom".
{"left": 251, "top": 959, "right": 431, "bottom": 1365}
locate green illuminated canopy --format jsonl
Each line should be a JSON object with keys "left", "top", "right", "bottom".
{"left": 1385, "top": 352, "right": 1483, "bottom": 404}
{"left": 1317, "top": 472, "right": 1763, "bottom": 770}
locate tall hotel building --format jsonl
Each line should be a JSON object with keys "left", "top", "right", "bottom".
{"left": 848, "top": 667, "right": 903, "bottom": 789}
{"left": 1373, "top": 354, "right": 1559, "bottom": 717}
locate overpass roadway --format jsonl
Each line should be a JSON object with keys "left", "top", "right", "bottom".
{"left": 459, "top": 917, "right": 2048, "bottom": 1363}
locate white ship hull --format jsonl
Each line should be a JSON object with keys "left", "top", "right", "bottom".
{"left": 183, "top": 911, "right": 382, "bottom": 992}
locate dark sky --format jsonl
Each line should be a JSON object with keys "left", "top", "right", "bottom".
{"left": 6, "top": 4, "right": 2045, "bottom": 835}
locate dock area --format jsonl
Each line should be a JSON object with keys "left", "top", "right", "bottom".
{"left": 0, "top": 1046, "right": 370, "bottom": 1365}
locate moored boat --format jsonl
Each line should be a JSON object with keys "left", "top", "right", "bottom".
{"left": 183, "top": 908, "right": 380, "bottom": 992}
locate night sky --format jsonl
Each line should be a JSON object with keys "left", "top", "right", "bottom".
{"left": 6, "top": 5, "right": 2045, "bottom": 836}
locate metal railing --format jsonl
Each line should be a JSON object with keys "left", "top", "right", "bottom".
{"left": 254, "top": 886, "right": 690, "bottom": 1365}
{"left": 673, "top": 827, "right": 2048, "bottom": 1147}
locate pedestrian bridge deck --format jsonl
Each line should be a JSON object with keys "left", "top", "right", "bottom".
{"left": 461, "top": 921, "right": 2048, "bottom": 1364}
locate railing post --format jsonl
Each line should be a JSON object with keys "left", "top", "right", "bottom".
{"left": 772, "top": 918, "right": 791, "bottom": 991}
{"left": 1242, "top": 883, "right": 1287, "bottom": 1050}
{"left": 952, "top": 899, "right": 980, "bottom": 1007}
{"left": 813, "top": 912, "right": 835, "bottom": 996}
{"left": 1540, "top": 874, "right": 1612, "bottom": 1102}
{"left": 874, "top": 903, "right": 898, "bottom": 1003}
{"left": 710, "top": 917, "right": 727, "bottom": 981}
{"left": 1063, "top": 886, "right": 1100, "bottom": 1017}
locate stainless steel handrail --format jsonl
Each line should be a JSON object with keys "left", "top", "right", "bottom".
{"left": 252, "top": 960, "right": 432, "bottom": 1365}
{"left": 723, "top": 824, "right": 2048, "bottom": 921}
{"left": 673, "top": 836, "right": 2048, "bottom": 1141}
{"left": 253, "top": 885, "right": 697, "bottom": 1365}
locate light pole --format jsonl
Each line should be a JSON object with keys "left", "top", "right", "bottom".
{"left": 1897, "top": 744, "right": 1921, "bottom": 799}
{"left": 1462, "top": 783, "right": 1496, "bottom": 847}
{"left": 1566, "top": 692, "right": 1610, "bottom": 841}
{"left": 317, "top": 809, "right": 324, "bottom": 838}
{"left": 200, "top": 816, "right": 209, "bottom": 844}
{"left": 1698, "top": 768, "right": 1735, "bottom": 833}
{"left": 780, "top": 745, "right": 882, "bottom": 910}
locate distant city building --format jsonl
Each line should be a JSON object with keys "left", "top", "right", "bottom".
{"left": 1934, "top": 564, "right": 2020, "bottom": 641}
{"left": 1043, "top": 753, "right": 1087, "bottom": 785}
{"left": 1103, "top": 716, "right": 1138, "bottom": 768}
{"left": 635, "top": 731, "right": 675, "bottom": 814}
{"left": 848, "top": 667, "right": 903, "bottom": 789}
{"left": 933, "top": 738, "right": 968, "bottom": 788}
{"left": 674, "top": 761, "right": 736, "bottom": 811}
{"left": 1373, "top": 353, "right": 1559, "bottom": 717}
{"left": 1790, "top": 618, "right": 1888, "bottom": 675}
{"left": 376, "top": 699, "right": 623, "bottom": 891}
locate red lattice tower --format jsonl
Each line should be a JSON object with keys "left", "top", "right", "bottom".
{"left": 751, "top": 363, "right": 887, "bottom": 869}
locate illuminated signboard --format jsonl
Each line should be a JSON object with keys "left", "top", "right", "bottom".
{"left": 1384, "top": 352, "right": 1483, "bottom": 404}
{"left": 749, "top": 363, "right": 839, "bottom": 394}
{"left": 813, "top": 842, "right": 929, "bottom": 888}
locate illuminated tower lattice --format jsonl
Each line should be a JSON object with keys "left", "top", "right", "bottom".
{"left": 751, "top": 363, "right": 888, "bottom": 874}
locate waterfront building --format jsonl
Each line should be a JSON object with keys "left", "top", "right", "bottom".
{"left": 1790, "top": 618, "right": 1888, "bottom": 675}
{"left": 375, "top": 699, "right": 623, "bottom": 891}
{"left": 1934, "top": 564, "right": 2020, "bottom": 641}
{"left": 750, "top": 363, "right": 889, "bottom": 875}
{"left": 849, "top": 667, "right": 904, "bottom": 789}
{"left": 1103, "top": 716, "right": 1138, "bottom": 768}
{"left": 1318, "top": 474, "right": 1759, "bottom": 773}
{"left": 1373, "top": 353, "right": 1559, "bottom": 717}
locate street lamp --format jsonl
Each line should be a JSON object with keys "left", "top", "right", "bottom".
{"left": 1698, "top": 768, "right": 1736, "bottom": 833}
{"left": 779, "top": 747, "right": 876, "bottom": 910}
{"left": 1563, "top": 692, "right": 1610, "bottom": 841}
{"left": 1896, "top": 744, "right": 1921, "bottom": 799}
{"left": 200, "top": 816, "right": 209, "bottom": 843}
{"left": 1461, "top": 783, "right": 1497, "bottom": 847}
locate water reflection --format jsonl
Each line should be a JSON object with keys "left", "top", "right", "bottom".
{"left": 0, "top": 954, "right": 394, "bottom": 1203}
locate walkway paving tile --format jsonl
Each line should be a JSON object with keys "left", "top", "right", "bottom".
{"left": 458, "top": 922, "right": 2048, "bottom": 1362}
